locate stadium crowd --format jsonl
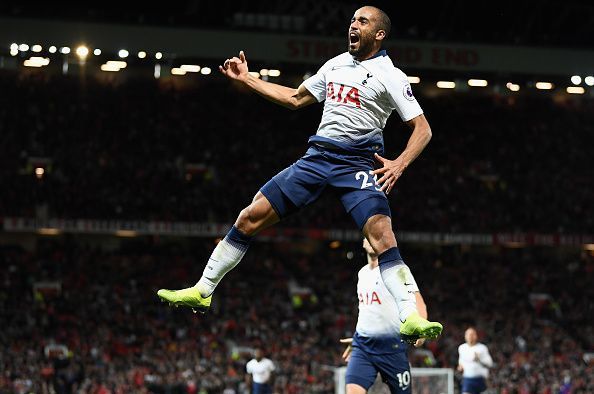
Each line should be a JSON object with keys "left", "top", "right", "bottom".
{"left": 1, "top": 238, "right": 592, "bottom": 393}
{"left": 0, "top": 72, "right": 592, "bottom": 234}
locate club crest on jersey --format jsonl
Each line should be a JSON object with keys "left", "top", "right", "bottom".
{"left": 327, "top": 82, "right": 361, "bottom": 108}
{"left": 403, "top": 83, "right": 415, "bottom": 101}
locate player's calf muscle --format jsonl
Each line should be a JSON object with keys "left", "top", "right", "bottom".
{"left": 234, "top": 194, "right": 279, "bottom": 235}
{"left": 363, "top": 214, "right": 397, "bottom": 253}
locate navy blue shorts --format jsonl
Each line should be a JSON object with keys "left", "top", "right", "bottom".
{"left": 252, "top": 382, "right": 272, "bottom": 394}
{"left": 461, "top": 377, "right": 487, "bottom": 393}
{"left": 346, "top": 346, "right": 411, "bottom": 394}
{"left": 260, "top": 144, "right": 390, "bottom": 229}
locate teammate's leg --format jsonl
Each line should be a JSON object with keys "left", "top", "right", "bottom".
{"left": 363, "top": 214, "right": 442, "bottom": 341}
{"left": 346, "top": 384, "right": 367, "bottom": 394}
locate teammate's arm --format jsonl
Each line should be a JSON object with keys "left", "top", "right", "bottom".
{"left": 413, "top": 292, "right": 428, "bottom": 347}
{"left": 372, "top": 114, "right": 432, "bottom": 194}
{"left": 219, "top": 51, "right": 317, "bottom": 110}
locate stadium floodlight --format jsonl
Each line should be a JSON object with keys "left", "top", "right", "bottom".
{"left": 35, "top": 167, "right": 45, "bottom": 177}
{"left": 48, "top": 46, "right": 57, "bottom": 53}
{"left": 436, "top": 81, "right": 456, "bottom": 89}
{"left": 566, "top": 86, "right": 585, "bottom": 94}
{"left": 118, "top": 49, "right": 129, "bottom": 58}
{"left": 468, "top": 79, "right": 488, "bottom": 87}
{"left": 10, "top": 49, "right": 18, "bottom": 56}
{"left": 570, "top": 75, "right": 582, "bottom": 85}
{"left": 407, "top": 76, "right": 420, "bottom": 84}
{"left": 155, "top": 52, "right": 163, "bottom": 59}
{"left": 248, "top": 71, "right": 261, "bottom": 78}
{"left": 200, "top": 67, "right": 212, "bottom": 75}
{"left": 100, "top": 63, "right": 121, "bottom": 72}
{"left": 506, "top": 82, "right": 520, "bottom": 91}
{"left": 19, "top": 43, "right": 29, "bottom": 51}
{"left": 180, "top": 64, "right": 200, "bottom": 73}
{"left": 31, "top": 44, "right": 42, "bottom": 53}
{"left": 535, "top": 82, "right": 553, "bottom": 90}
{"left": 260, "top": 68, "right": 269, "bottom": 76}
{"left": 76, "top": 45, "right": 89, "bottom": 59}
{"left": 585, "top": 76, "right": 594, "bottom": 86}
{"left": 93, "top": 48, "right": 102, "bottom": 56}
{"left": 154, "top": 64, "right": 161, "bottom": 79}
{"left": 171, "top": 67, "right": 186, "bottom": 75}
{"left": 60, "top": 46, "right": 71, "bottom": 54}
{"left": 137, "top": 51, "right": 147, "bottom": 59}
{"left": 115, "top": 230, "right": 137, "bottom": 237}
{"left": 268, "top": 69, "right": 281, "bottom": 77}
{"left": 106, "top": 60, "right": 127, "bottom": 69}
{"left": 24, "top": 57, "right": 50, "bottom": 67}
{"left": 10, "top": 43, "right": 18, "bottom": 51}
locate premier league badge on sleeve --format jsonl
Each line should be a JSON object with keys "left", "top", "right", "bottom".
{"left": 403, "top": 83, "right": 415, "bottom": 101}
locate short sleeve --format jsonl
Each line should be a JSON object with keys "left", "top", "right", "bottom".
{"left": 385, "top": 70, "right": 423, "bottom": 121}
{"left": 302, "top": 69, "right": 328, "bottom": 102}
{"left": 246, "top": 360, "right": 253, "bottom": 374}
{"left": 267, "top": 360, "right": 276, "bottom": 371}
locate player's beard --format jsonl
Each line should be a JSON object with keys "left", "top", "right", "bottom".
{"left": 348, "top": 32, "right": 375, "bottom": 59}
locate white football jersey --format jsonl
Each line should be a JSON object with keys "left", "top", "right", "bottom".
{"left": 458, "top": 343, "right": 493, "bottom": 378}
{"left": 355, "top": 264, "right": 419, "bottom": 337}
{"left": 303, "top": 50, "right": 423, "bottom": 145}
{"left": 246, "top": 357, "right": 275, "bottom": 384}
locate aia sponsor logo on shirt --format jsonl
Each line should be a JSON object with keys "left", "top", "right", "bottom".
{"left": 326, "top": 82, "right": 361, "bottom": 108}
{"left": 359, "top": 291, "right": 382, "bottom": 305}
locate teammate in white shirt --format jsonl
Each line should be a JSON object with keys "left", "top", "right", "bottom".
{"left": 457, "top": 327, "right": 493, "bottom": 394}
{"left": 158, "top": 6, "right": 442, "bottom": 343}
{"left": 246, "top": 348, "right": 275, "bottom": 394}
{"left": 340, "top": 239, "right": 429, "bottom": 394}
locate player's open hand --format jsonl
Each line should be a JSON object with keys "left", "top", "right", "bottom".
{"left": 372, "top": 153, "right": 407, "bottom": 194}
{"left": 339, "top": 338, "right": 353, "bottom": 362}
{"left": 219, "top": 50, "right": 249, "bottom": 81}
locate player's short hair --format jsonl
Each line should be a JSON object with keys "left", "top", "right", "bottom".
{"left": 364, "top": 6, "right": 391, "bottom": 38}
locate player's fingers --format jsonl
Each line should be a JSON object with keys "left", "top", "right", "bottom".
{"left": 339, "top": 338, "right": 352, "bottom": 343}
{"left": 376, "top": 172, "right": 391, "bottom": 185}
{"left": 371, "top": 167, "right": 388, "bottom": 176}
{"left": 230, "top": 57, "right": 241, "bottom": 63}
{"left": 239, "top": 50, "right": 246, "bottom": 62}
{"left": 223, "top": 59, "right": 230, "bottom": 69}
{"left": 374, "top": 153, "right": 386, "bottom": 163}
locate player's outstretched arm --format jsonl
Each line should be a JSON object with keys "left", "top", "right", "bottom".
{"left": 372, "top": 114, "right": 432, "bottom": 194}
{"left": 219, "top": 51, "right": 317, "bottom": 110}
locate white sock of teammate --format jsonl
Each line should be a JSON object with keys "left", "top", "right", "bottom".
{"left": 378, "top": 247, "right": 419, "bottom": 322}
{"left": 196, "top": 226, "right": 253, "bottom": 297}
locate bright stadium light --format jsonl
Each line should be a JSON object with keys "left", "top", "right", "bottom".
{"left": 268, "top": 69, "right": 281, "bottom": 77}
{"left": 106, "top": 60, "right": 127, "bottom": 69}
{"left": 31, "top": 44, "right": 42, "bottom": 53}
{"left": 118, "top": 49, "right": 129, "bottom": 58}
{"left": 154, "top": 64, "right": 161, "bottom": 79}
{"left": 100, "top": 63, "right": 120, "bottom": 72}
{"left": 200, "top": 67, "right": 212, "bottom": 75}
{"left": 436, "top": 81, "right": 456, "bottom": 89}
{"left": 407, "top": 76, "right": 420, "bottom": 84}
{"left": 48, "top": 46, "right": 57, "bottom": 53}
{"left": 24, "top": 57, "right": 50, "bottom": 67}
{"left": 535, "top": 82, "right": 553, "bottom": 90}
{"left": 155, "top": 52, "right": 163, "bottom": 59}
{"left": 35, "top": 167, "right": 45, "bottom": 177}
{"left": 137, "top": 51, "right": 147, "bottom": 59}
{"left": 19, "top": 43, "right": 29, "bottom": 51}
{"left": 76, "top": 45, "right": 89, "bottom": 59}
{"left": 10, "top": 43, "right": 18, "bottom": 51}
{"left": 180, "top": 64, "right": 200, "bottom": 72}
{"left": 10, "top": 49, "right": 18, "bottom": 56}
{"left": 260, "top": 68, "right": 269, "bottom": 76}
{"left": 570, "top": 75, "right": 582, "bottom": 85}
{"left": 506, "top": 82, "right": 520, "bottom": 91}
{"left": 566, "top": 86, "right": 585, "bottom": 94}
{"left": 585, "top": 76, "right": 594, "bottom": 86}
{"left": 171, "top": 67, "right": 186, "bottom": 75}
{"left": 249, "top": 71, "right": 261, "bottom": 78}
{"left": 93, "top": 48, "right": 101, "bottom": 56}
{"left": 60, "top": 46, "right": 71, "bottom": 54}
{"left": 468, "top": 79, "right": 488, "bottom": 87}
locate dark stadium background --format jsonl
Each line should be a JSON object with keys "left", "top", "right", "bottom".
{"left": 0, "top": 1, "right": 592, "bottom": 393}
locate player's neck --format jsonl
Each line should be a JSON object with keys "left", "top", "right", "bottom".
{"left": 367, "top": 253, "right": 379, "bottom": 268}
{"left": 354, "top": 46, "right": 382, "bottom": 61}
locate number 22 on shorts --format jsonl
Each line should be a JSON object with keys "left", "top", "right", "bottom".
{"left": 355, "top": 170, "right": 381, "bottom": 191}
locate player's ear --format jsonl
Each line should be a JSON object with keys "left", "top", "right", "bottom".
{"left": 375, "top": 29, "right": 386, "bottom": 41}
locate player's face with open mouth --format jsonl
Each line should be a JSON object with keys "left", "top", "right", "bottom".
{"left": 348, "top": 9, "right": 376, "bottom": 58}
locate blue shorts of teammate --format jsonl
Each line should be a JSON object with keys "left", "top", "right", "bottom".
{"left": 461, "top": 377, "right": 487, "bottom": 393}
{"left": 260, "top": 140, "right": 390, "bottom": 229}
{"left": 252, "top": 382, "right": 272, "bottom": 394}
{"left": 346, "top": 344, "right": 411, "bottom": 393}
